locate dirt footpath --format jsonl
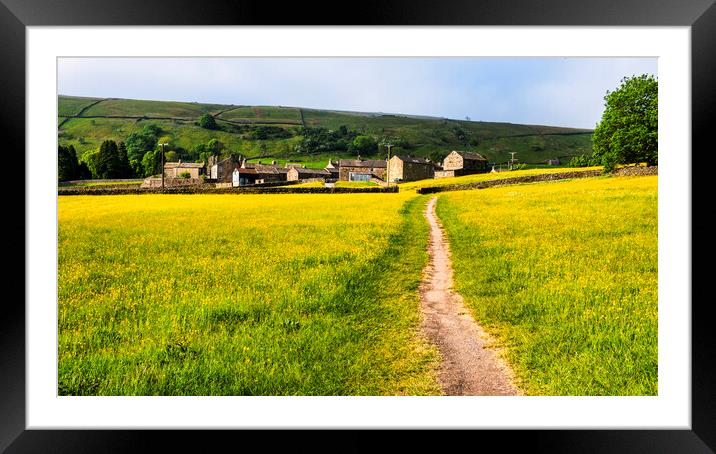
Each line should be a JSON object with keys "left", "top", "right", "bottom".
{"left": 420, "top": 196, "right": 521, "bottom": 396}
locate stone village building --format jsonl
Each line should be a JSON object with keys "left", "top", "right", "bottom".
{"left": 286, "top": 167, "right": 332, "bottom": 181}
{"left": 434, "top": 150, "right": 489, "bottom": 178}
{"left": 387, "top": 155, "right": 434, "bottom": 182}
{"left": 338, "top": 157, "right": 387, "bottom": 182}
{"left": 163, "top": 161, "right": 206, "bottom": 179}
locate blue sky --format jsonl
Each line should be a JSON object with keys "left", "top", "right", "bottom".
{"left": 58, "top": 57, "right": 657, "bottom": 129}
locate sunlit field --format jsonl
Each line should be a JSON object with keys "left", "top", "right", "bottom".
{"left": 437, "top": 175, "right": 658, "bottom": 395}
{"left": 58, "top": 193, "right": 440, "bottom": 395}
{"left": 399, "top": 166, "right": 602, "bottom": 191}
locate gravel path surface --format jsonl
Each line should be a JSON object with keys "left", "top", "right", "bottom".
{"left": 420, "top": 196, "right": 521, "bottom": 396}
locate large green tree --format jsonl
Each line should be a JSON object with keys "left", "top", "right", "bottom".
{"left": 592, "top": 74, "right": 658, "bottom": 172}
{"left": 58, "top": 144, "right": 79, "bottom": 181}
{"left": 94, "top": 140, "right": 132, "bottom": 179}
{"left": 350, "top": 135, "right": 377, "bottom": 156}
{"left": 198, "top": 113, "right": 218, "bottom": 130}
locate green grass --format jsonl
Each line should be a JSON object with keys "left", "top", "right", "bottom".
{"left": 217, "top": 106, "right": 302, "bottom": 123}
{"left": 82, "top": 98, "right": 226, "bottom": 118}
{"left": 58, "top": 193, "right": 440, "bottom": 395}
{"left": 58, "top": 96, "right": 104, "bottom": 117}
{"left": 436, "top": 175, "right": 658, "bottom": 395}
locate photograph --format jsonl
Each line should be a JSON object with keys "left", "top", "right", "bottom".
{"left": 6, "top": 0, "right": 711, "bottom": 447}
{"left": 56, "top": 56, "right": 659, "bottom": 397}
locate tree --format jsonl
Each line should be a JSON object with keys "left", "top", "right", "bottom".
{"left": 93, "top": 140, "right": 132, "bottom": 179}
{"left": 95, "top": 140, "right": 120, "bottom": 178}
{"left": 124, "top": 128, "right": 159, "bottom": 162}
{"left": 198, "top": 113, "right": 218, "bottom": 130}
{"left": 142, "top": 149, "right": 162, "bottom": 177}
{"left": 207, "top": 138, "right": 223, "bottom": 156}
{"left": 58, "top": 145, "right": 80, "bottom": 181}
{"left": 350, "top": 135, "right": 377, "bottom": 156}
{"left": 592, "top": 74, "right": 658, "bottom": 172}
{"left": 117, "top": 142, "right": 132, "bottom": 177}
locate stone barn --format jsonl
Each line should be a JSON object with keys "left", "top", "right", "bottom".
{"left": 240, "top": 160, "right": 289, "bottom": 183}
{"left": 163, "top": 161, "right": 205, "bottom": 179}
{"left": 387, "top": 155, "right": 434, "bottom": 182}
{"left": 338, "top": 158, "right": 387, "bottom": 182}
{"left": 441, "top": 151, "right": 489, "bottom": 176}
{"left": 287, "top": 167, "right": 331, "bottom": 181}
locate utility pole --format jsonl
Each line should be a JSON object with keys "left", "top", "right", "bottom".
{"left": 159, "top": 142, "right": 168, "bottom": 189}
{"left": 509, "top": 152, "right": 517, "bottom": 170}
{"left": 384, "top": 142, "right": 393, "bottom": 187}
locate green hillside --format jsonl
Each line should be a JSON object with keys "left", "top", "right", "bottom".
{"left": 58, "top": 95, "right": 593, "bottom": 170}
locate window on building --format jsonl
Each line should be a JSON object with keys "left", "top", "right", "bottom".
{"left": 349, "top": 172, "right": 371, "bottom": 182}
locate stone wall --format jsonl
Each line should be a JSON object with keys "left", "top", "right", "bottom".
{"left": 442, "top": 152, "right": 463, "bottom": 171}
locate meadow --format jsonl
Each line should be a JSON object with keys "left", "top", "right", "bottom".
{"left": 399, "top": 166, "right": 602, "bottom": 191}
{"left": 58, "top": 192, "right": 440, "bottom": 395}
{"left": 436, "top": 175, "right": 658, "bottom": 395}
{"left": 58, "top": 169, "right": 658, "bottom": 396}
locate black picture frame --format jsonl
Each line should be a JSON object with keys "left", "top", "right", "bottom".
{"left": 5, "top": 0, "right": 713, "bottom": 452}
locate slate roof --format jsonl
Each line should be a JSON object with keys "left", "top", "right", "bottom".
{"left": 291, "top": 167, "right": 331, "bottom": 176}
{"left": 452, "top": 151, "right": 488, "bottom": 161}
{"left": 338, "top": 159, "right": 387, "bottom": 168}
{"left": 164, "top": 161, "right": 205, "bottom": 168}
{"left": 393, "top": 155, "right": 431, "bottom": 164}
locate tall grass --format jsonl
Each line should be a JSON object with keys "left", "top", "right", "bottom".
{"left": 436, "top": 176, "right": 658, "bottom": 395}
{"left": 58, "top": 193, "right": 440, "bottom": 395}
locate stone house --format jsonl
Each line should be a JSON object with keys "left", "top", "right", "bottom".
{"left": 286, "top": 167, "right": 331, "bottom": 181}
{"left": 163, "top": 161, "right": 205, "bottom": 179}
{"left": 441, "top": 151, "right": 489, "bottom": 176}
{"left": 338, "top": 158, "right": 387, "bottom": 182}
{"left": 240, "top": 160, "right": 288, "bottom": 183}
{"left": 207, "top": 155, "right": 241, "bottom": 182}
{"left": 387, "top": 155, "right": 434, "bottom": 182}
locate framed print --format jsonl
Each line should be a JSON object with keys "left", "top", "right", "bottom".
{"left": 6, "top": 0, "right": 714, "bottom": 451}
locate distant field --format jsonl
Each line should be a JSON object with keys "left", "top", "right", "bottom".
{"left": 217, "top": 106, "right": 302, "bottom": 123}
{"left": 58, "top": 193, "right": 440, "bottom": 395}
{"left": 58, "top": 96, "right": 104, "bottom": 117}
{"left": 82, "top": 98, "right": 225, "bottom": 118}
{"left": 436, "top": 175, "right": 658, "bottom": 395}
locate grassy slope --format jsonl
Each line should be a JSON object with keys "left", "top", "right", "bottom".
{"left": 436, "top": 176, "right": 658, "bottom": 395}
{"left": 58, "top": 96, "right": 104, "bottom": 117}
{"left": 59, "top": 95, "right": 592, "bottom": 165}
{"left": 58, "top": 193, "right": 440, "bottom": 395}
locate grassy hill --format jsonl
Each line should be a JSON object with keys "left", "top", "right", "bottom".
{"left": 58, "top": 95, "right": 593, "bottom": 167}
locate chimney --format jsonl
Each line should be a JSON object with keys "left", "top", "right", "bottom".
{"left": 271, "top": 160, "right": 276, "bottom": 165}
{"left": 357, "top": 154, "right": 361, "bottom": 161}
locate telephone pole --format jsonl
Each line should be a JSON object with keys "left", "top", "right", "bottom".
{"left": 385, "top": 143, "right": 393, "bottom": 187}
{"left": 509, "top": 152, "right": 518, "bottom": 170}
{"left": 159, "top": 142, "right": 168, "bottom": 189}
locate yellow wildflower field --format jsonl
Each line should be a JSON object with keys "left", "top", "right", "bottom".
{"left": 437, "top": 175, "right": 658, "bottom": 395}
{"left": 58, "top": 193, "right": 440, "bottom": 395}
